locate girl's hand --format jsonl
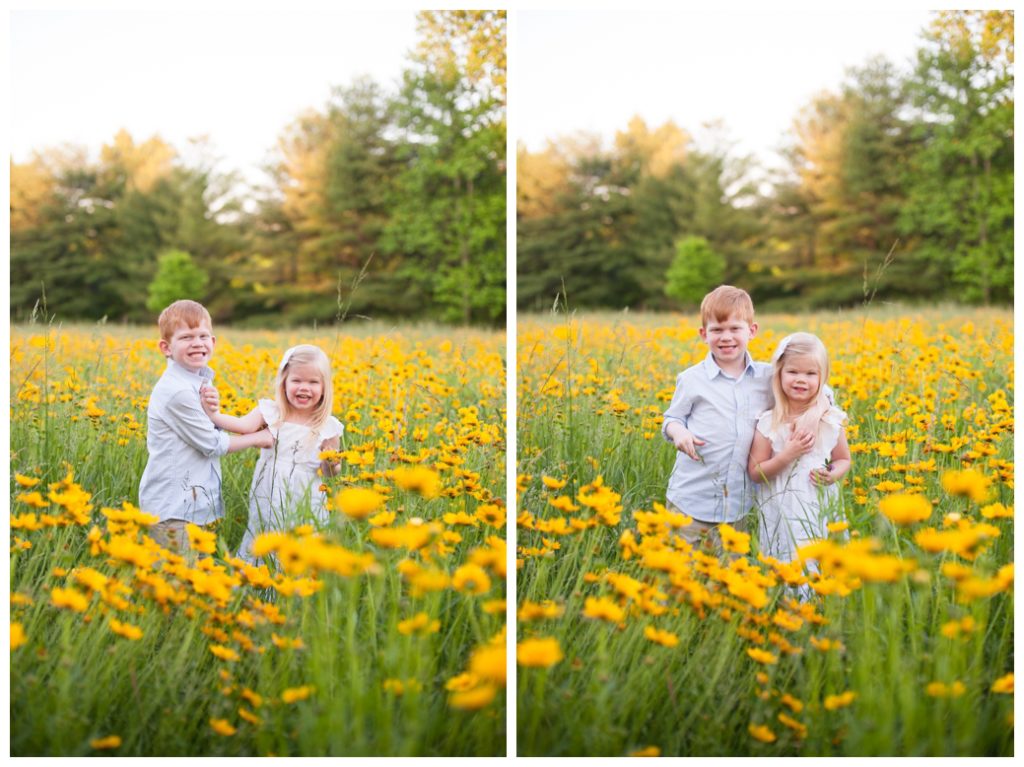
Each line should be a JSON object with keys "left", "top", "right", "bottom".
{"left": 783, "top": 428, "right": 815, "bottom": 460}
{"left": 200, "top": 385, "right": 220, "bottom": 416}
{"left": 809, "top": 466, "right": 834, "bottom": 486}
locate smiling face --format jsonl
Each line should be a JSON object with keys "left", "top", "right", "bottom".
{"left": 779, "top": 353, "right": 822, "bottom": 407}
{"left": 159, "top": 322, "right": 215, "bottom": 373}
{"left": 283, "top": 363, "right": 325, "bottom": 417}
{"left": 699, "top": 312, "right": 757, "bottom": 371}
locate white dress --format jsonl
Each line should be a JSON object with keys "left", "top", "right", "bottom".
{"left": 754, "top": 406, "right": 847, "bottom": 565}
{"left": 238, "top": 399, "right": 344, "bottom": 563}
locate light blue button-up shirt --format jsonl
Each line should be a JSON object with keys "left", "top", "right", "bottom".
{"left": 661, "top": 352, "right": 773, "bottom": 524}
{"left": 139, "top": 360, "right": 231, "bottom": 524}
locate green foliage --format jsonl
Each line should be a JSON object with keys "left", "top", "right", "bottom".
{"left": 146, "top": 249, "right": 209, "bottom": 313}
{"left": 664, "top": 236, "right": 726, "bottom": 307}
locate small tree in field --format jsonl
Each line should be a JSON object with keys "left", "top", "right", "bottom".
{"left": 146, "top": 249, "right": 208, "bottom": 313}
{"left": 664, "top": 236, "right": 726, "bottom": 307}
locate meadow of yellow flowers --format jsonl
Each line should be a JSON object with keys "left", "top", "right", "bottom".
{"left": 10, "top": 322, "right": 506, "bottom": 756}
{"left": 516, "top": 308, "right": 1013, "bottom": 756}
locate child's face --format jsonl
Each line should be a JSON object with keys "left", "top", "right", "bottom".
{"left": 284, "top": 363, "right": 324, "bottom": 414}
{"left": 779, "top": 353, "right": 821, "bottom": 405}
{"left": 159, "top": 322, "right": 215, "bottom": 373}
{"left": 699, "top": 312, "right": 757, "bottom": 367}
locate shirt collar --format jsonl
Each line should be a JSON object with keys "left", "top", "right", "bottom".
{"left": 702, "top": 351, "right": 755, "bottom": 380}
{"left": 167, "top": 359, "right": 216, "bottom": 385}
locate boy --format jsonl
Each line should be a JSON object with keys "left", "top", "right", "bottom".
{"left": 139, "top": 299, "right": 273, "bottom": 553}
{"left": 661, "top": 285, "right": 772, "bottom": 548}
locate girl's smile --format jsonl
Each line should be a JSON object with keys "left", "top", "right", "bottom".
{"left": 284, "top": 363, "right": 324, "bottom": 414}
{"left": 780, "top": 354, "right": 821, "bottom": 405}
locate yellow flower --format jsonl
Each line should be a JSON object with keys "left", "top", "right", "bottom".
{"left": 643, "top": 626, "right": 679, "bottom": 648}
{"left": 11, "top": 622, "right": 27, "bottom": 650}
{"left": 392, "top": 466, "right": 442, "bottom": 498}
{"left": 629, "top": 746, "right": 660, "bottom": 756}
{"left": 824, "top": 690, "right": 857, "bottom": 710}
{"left": 748, "top": 723, "right": 776, "bottom": 743}
{"left": 746, "top": 648, "right": 778, "bottom": 665}
{"left": 238, "top": 707, "right": 262, "bottom": 726}
{"left": 518, "top": 600, "right": 564, "bottom": 621}
{"left": 16, "top": 491, "right": 49, "bottom": 508}
{"left": 334, "top": 487, "right": 385, "bottom": 520}
{"left": 541, "top": 475, "right": 568, "bottom": 490}
{"left": 397, "top": 612, "right": 441, "bottom": 636}
{"left": 209, "top": 718, "right": 236, "bottom": 736}
{"left": 109, "top": 619, "right": 143, "bottom": 641}
{"left": 452, "top": 563, "right": 492, "bottom": 595}
{"left": 89, "top": 735, "right": 122, "bottom": 750}
{"left": 879, "top": 494, "right": 932, "bottom": 525}
{"left": 14, "top": 474, "right": 41, "bottom": 488}
{"left": 582, "top": 596, "right": 624, "bottom": 623}
{"left": 941, "top": 469, "right": 991, "bottom": 503}
{"left": 516, "top": 637, "right": 564, "bottom": 668}
{"left": 469, "top": 644, "right": 506, "bottom": 686}
{"left": 980, "top": 502, "right": 1012, "bottom": 519}
{"left": 448, "top": 683, "right": 496, "bottom": 710}
{"left": 991, "top": 673, "right": 1013, "bottom": 694}
{"left": 51, "top": 586, "right": 89, "bottom": 612}
{"left": 209, "top": 644, "right": 240, "bottom": 662}
{"left": 547, "top": 495, "right": 579, "bottom": 512}
{"left": 281, "top": 685, "right": 315, "bottom": 704}
{"left": 186, "top": 523, "right": 218, "bottom": 554}
{"left": 719, "top": 523, "right": 750, "bottom": 554}
{"left": 475, "top": 503, "right": 506, "bottom": 527}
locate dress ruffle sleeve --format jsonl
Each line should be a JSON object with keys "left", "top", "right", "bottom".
{"left": 318, "top": 415, "right": 344, "bottom": 442}
{"left": 257, "top": 399, "right": 281, "bottom": 434}
{"left": 755, "top": 410, "right": 775, "bottom": 438}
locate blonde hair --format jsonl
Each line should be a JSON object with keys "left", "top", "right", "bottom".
{"left": 770, "top": 332, "right": 830, "bottom": 436}
{"left": 158, "top": 300, "right": 212, "bottom": 340}
{"left": 274, "top": 345, "right": 334, "bottom": 432}
{"left": 700, "top": 285, "right": 754, "bottom": 327}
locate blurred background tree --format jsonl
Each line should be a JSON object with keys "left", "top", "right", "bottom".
{"left": 146, "top": 249, "right": 209, "bottom": 313}
{"left": 664, "top": 236, "right": 726, "bottom": 307}
{"left": 516, "top": 10, "right": 1013, "bottom": 312}
{"left": 10, "top": 11, "right": 507, "bottom": 327}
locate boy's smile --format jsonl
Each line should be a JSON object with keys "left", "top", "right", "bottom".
{"left": 700, "top": 314, "right": 757, "bottom": 372}
{"left": 160, "top": 322, "right": 215, "bottom": 373}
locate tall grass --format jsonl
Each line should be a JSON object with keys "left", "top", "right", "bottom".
{"left": 10, "top": 322, "right": 506, "bottom": 756}
{"left": 516, "top": 307, "right": 1013, "bottom": 756}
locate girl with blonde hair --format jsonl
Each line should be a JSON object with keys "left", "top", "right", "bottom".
{"left": 202, "top": 344, "right": 343, "bottom": 563}
{"left": 747, "top": 332, "right": 851, "bottom": 567}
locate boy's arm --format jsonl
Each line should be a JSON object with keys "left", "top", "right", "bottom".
{"left": 810, "top": 430, "right": 851, "bottom": 487}
{"left": 164, "top": 390, "right": 231, "bottom": 458}
{"left": 227, "top": 430, "right": 275, "bottom": 454}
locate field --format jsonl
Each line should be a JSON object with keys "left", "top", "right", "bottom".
{"left": 10, "top": 321, "right": 506, "bottom": 756}
{"left": 516, "top": 307, "right": 1013, "bottom": 756}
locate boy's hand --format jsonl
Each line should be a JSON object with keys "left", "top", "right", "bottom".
{"left": 783, "top": 429, "right": 815, "bottom": 460}
{"left": 200, "top": 384, "right": 220, "bottom": 416}
{"left": 672, "top": 429, "right": 706, "bottom": 462}
{"left": 252, "top": 428, "right": 276, "bottom": 450}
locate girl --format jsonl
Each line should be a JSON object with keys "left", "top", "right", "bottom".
{"left": 202, "top": 344, "right": 343, "bottom": 563}
{"left": 747, "top": 332, "right": 851, "bottom": 567}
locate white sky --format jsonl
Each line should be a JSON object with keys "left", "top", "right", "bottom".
{"left": 10, "top": 9, "right": 420, "bottom": 186}
{"left": 516, "top": 8, "right": 937, "bottom": 169}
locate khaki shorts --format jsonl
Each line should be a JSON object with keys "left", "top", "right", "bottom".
{"left": 667, "top": 501, "right": 749, "bottom": 553}
{"left": 150, "top": 518, "right": 197, "bottom": 559}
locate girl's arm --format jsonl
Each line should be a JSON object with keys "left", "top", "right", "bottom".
{"left": 201, "top": 385, "right": 266, "bottom": 433}
{"left": 319, "top": 436, "right": 341, "bottom": 478}
{"left": 810, "top": 429, "right": 852, "bottom": 487}
{"left": 748, "top": 427, "right": 816, "bottom": 483}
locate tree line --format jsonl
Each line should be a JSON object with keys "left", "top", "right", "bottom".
{"left": 11, "top": 11, "right": 506, "bottom": 327}
{"left": 517, "top": 11, "right": 1013, "bottom": 312}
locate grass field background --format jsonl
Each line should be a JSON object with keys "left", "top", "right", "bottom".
{"left": 10, "top": 321, "right": 507, "bottom": 756}
{"left": 516, "top": 306, "right": 1013, "bottom": 756}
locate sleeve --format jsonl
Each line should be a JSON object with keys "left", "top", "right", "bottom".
{"left": 257, "top": 399, "right": 280, "bottom": 432}
{"left": 319, "top": 416, "right": 344, "bottom": 442}
{"left": 165, "top": 389, "right": 231, "bottom": 457}
{"left": 661, "top": 372, "right": 693, "bottom": 443}
{"left": 755, "top": 410, "right": 774, "bottom": 438}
